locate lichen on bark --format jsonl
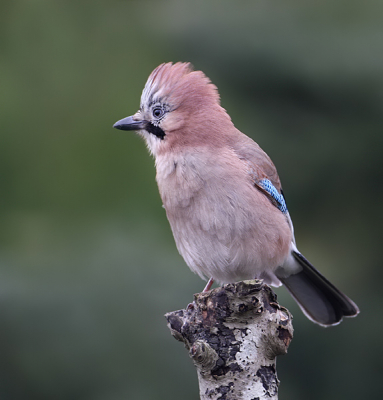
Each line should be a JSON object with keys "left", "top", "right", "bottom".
{"left": 165, "top": 280, "right": 293, "bottom": 400}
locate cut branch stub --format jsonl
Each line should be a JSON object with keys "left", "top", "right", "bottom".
{"left": 165, "top": 280, "right": 293, "bottom": 400}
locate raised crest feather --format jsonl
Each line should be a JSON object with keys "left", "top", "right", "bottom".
{"left": 141, "top": 62, "right": 221, "bottom": 110}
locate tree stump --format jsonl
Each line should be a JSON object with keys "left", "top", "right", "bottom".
{"left": 165, "top": 280, "right": 293, "bottom": 400}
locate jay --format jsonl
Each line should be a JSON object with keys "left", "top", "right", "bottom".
{"left": 114, "top": 62, "right": 359, "bottom": 326}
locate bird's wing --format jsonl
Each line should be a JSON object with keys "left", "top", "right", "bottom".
{"left": 230, "top": 133, "right": 281, "bottom": 187}
{"left": 230, "top": 133, "right": 287, "bottom": 214}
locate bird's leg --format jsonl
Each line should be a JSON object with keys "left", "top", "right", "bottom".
{"left": 202, "top": 277, "right": 215, "bottom": 292}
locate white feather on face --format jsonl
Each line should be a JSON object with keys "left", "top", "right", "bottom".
{"left": 137, "top": 127, "right": 163, "bottom": 157}
{"left": 135, "top": 64, "right": 189, "bottom": 156}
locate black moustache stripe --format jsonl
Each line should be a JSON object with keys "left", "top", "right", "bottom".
{"left": 145, "top": 122, "right": 165, "bottom": 140}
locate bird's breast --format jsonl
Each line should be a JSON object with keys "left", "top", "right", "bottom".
{"left": 154, "top": 149, "right": 292, "bottom": 284}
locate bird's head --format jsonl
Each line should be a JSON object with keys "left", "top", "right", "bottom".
{"left": 113, "top": 62, "right": 232, "bottom": 156}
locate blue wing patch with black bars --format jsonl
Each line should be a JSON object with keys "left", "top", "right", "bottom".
{"left": 259, "top": 179, "right": 288, "bottom": 214}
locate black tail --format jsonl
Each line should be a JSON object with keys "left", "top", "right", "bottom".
{"left": 278, "top": 251, "right": 359, "bottom": 326}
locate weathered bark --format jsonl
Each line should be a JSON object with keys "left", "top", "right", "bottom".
{"left": 165, "top": 280, "right": 293, "bottom": 400}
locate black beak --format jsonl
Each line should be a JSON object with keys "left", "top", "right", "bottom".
{"left": 113, "top": 116, "right": 146, "bottom": 131}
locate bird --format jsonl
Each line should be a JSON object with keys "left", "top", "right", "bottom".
{"left": 113, "top": 62, "right": 359, "bottom": 326}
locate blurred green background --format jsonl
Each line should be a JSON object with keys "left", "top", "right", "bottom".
{"left": 1, "top": 0, "right": 382, "bottom": 399}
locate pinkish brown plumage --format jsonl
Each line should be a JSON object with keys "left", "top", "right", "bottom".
{"left": 114, "top": 62, "right": 359, "bottom": 326}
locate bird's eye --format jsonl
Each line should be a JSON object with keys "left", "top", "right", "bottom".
{"left": 152, "top": 107, "right": 164, "bottom": 119}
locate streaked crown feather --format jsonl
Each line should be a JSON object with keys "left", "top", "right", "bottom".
{"left": 141, "top": 62, "right": 220, "bottom": 110}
